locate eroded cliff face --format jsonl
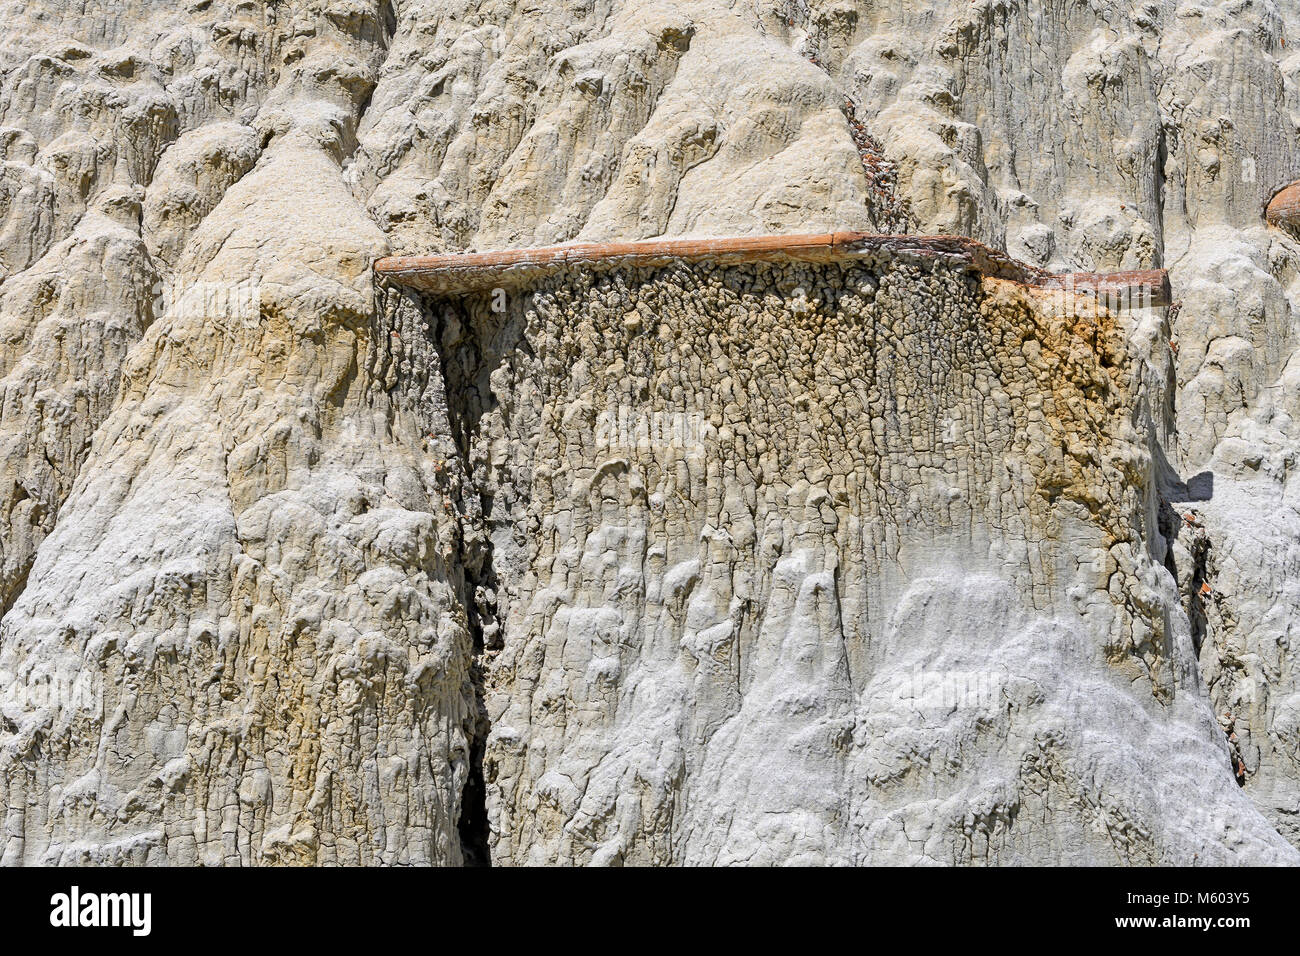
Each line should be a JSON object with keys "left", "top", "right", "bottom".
{"left": 420, "top": 253, "right": 1283, "bottom": 864}
{"left": 0, "top": 0, "right": 1298, "bottom": 864}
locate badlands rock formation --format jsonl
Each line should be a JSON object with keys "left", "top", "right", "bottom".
{"left": 0, "top": 0, "right": 1298, "bottom": 865}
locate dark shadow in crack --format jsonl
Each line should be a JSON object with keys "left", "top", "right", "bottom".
{"left": 1153, "top": 442, "right": 1214, "bottom": 503}
{"left": 1171, "top": 470, "right": 1215, "bottom": 502}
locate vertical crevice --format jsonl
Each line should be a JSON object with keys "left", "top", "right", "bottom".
{"left": 417, "top": 291, "right": 503, "bottom": 867}
{"left": 1187, "top": 525, "right": 1210, "bottom": 657}
{"left": 1154, "top": 489, "right": 1182, "bottom": 584}
{"left": 457, "top": 653, "right": 492, "bottom": 866}
{"left": 375, "top": 284, "right": 497, "bottom": 865}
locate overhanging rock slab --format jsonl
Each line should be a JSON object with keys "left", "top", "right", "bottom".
{"left": 374, "top": 232, "right": 1171, "bottom": 308}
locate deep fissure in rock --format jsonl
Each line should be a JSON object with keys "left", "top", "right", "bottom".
{"left": 457, "top": 658, "right": 492, "bottom": 866}
{"left": 375, "top": 282, "right": 496, "bottom": 863}
{"left": 424, "top": 291, "right": 514, "bottom": 867}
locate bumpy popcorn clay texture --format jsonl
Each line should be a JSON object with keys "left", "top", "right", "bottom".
{"left": 0, "top": 0, "right": 1299, "bottom": 865}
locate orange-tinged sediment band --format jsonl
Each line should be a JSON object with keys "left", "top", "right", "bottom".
{"left": 374, "top": 232, "right": 1171, "bottom": 308}
{"left": 1267, "top": 182, "right": 1300, "bottom": 231}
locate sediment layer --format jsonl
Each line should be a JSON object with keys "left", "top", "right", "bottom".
{"left": 376, "top": 233, "right": 1171, "bottom": 306}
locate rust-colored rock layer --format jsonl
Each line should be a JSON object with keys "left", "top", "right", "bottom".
{"left": 374, "top": 232, "right": 1171, "bottom": 308}
{"left": 1267, "top": 182, "right": 1300, "bottom": 232}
